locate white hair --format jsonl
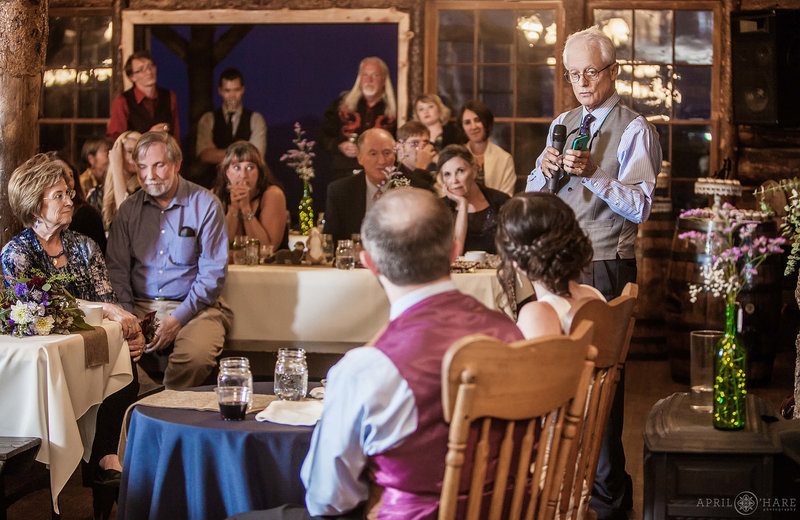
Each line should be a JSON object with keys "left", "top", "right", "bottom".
{"left": 563, "top": 26, "right": 616, "bottom": 68}
{"left": 340, "top": 57, "right": 397, "bottom": 119}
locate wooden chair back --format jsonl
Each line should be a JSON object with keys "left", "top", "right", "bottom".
{"left": 439, "top": 321, "right": 597, "bottom": 520}
{"left": 558, "top": 283, "right": 638, "bottom": 519}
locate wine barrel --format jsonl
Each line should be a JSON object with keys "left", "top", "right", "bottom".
{"left": 664, "top": 217, "right": 781, "bottom": 385}
{"left": 631, "top": 198, "right": 673, "bottom": 358}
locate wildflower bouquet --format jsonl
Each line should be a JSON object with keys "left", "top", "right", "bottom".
{"left": 280, "top": 122, "right": 316, "bottom": 183}
{"left": 0, "top": 271, "right": 91, "bottom": 337}
{"left": 679, "top": 203, "right": 786, "bottom": 306}
{"left": 380, "top": 164, "right": 412, "bottom": 191}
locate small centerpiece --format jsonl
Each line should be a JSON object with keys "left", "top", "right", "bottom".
{"left": 380, "top": 164, "right": 412, "bottom": 191}
{"left": 0, "top": 271, "right": 91, "bottom": 337}
{"left": 679, "top": 203, "right": 785, "bottom": 429}
{"left": 281, "top": 122, "right": 316, "bottom": 235}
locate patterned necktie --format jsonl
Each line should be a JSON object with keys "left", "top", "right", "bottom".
{"left": 579, "top": 113, "right": 595, "bottom": 137}
{"left": 227, "top": 111, "right": 236, "bottom": 140}
{"left": 373, "top": 188, "right": 383, "bottom": 201}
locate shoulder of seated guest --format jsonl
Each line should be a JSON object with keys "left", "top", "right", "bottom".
{"left": 517, "top": 300, "right": 562, "bottom": 338}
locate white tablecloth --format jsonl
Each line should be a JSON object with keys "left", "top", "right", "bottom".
{"left": 221, "top": 265, "right": 512, "bottom": 352}
{"left": 0, "top": 320, "right": 133, "bottom": 512}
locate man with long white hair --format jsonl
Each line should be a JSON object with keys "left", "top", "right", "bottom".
{"left": 321, "top": 57, "right": 397, "bottom": 180}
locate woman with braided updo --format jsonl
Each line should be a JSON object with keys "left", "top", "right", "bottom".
{"left": 495, "top": 192, "right": 603, "bottom": 337}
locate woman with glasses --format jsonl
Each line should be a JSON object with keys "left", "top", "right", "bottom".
{"left": 0, "top": 153, "right": 144, "bottom": 486}
{"left": 458, "top": 100, "right": 516, "bottom": 196}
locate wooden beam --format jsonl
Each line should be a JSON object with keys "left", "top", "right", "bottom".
{"left": 0, "top": 0, "right": 49, "bottom": 245}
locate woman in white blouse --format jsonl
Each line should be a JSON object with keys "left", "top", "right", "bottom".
{"left": 458, "top": 100, "right": 516, "bottom": 196}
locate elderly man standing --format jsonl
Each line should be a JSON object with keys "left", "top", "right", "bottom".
{"left": 323, "top": 128, "right": 431, "bottom": 242}
{"left": 321, "top": 56, "right": 397, "bottom": 180}
{"left": 232, "top": 188, "right": 522, "bottom": 520}
{"left": 107, "top": 131, "right": 232, "bottom": 389}
{"left": 107, "top": 51, "right": 180, "bottom": 142}
{"left": 527, "top": 26, "right": 662, "bottom": 519}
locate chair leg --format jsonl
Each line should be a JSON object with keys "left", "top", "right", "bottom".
{"left": 92, "top": 485, "right": 117, "bottom": 520}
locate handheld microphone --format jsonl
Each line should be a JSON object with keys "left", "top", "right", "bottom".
{"left": 545, "top": 124, "right": 567, "bottom": 193}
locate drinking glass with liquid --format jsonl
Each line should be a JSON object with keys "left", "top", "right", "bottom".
{"left": 274, "top": 348, "right": 308, "bottom": 401}
{"left": 217, "top": 356, "right": 253, "bottom": 420}
{"left": 335, "top": 239, "right": 355, "bottom": 270}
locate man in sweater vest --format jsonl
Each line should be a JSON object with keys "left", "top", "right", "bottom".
{"left": 107, "top": 51, "right": 180, "bottom": 142}
{"left": 194, "top": 68, "right": 267, "bottom": 188}
{"left": 233, "top": 188, "right": 522, "bottom": 520}
{"left": 526, "top": 26, "right": 662, "bottom": 520}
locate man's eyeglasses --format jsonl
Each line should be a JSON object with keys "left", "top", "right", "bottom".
{"left": 44, "top": 190, "right": 76, "bottom": 202}
{"left": 132, "top": 63, "right": 155, "bottom": 75}
{"left": 563, "top": 63, "right": 614, "bottom": 84}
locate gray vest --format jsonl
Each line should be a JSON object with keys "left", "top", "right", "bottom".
{"left": 557, "top": 103, "right": 640, "bottom": 260}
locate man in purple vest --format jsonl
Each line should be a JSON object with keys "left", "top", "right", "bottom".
{"left": 233, "top": 188, "right": 521, "bottom": 520}
{"left": 107, "top": 51, "right": 180, "bottom": 142}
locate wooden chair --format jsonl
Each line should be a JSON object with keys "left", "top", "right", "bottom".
{"left": 558, "top": 283, "right": 638, "bottom": 520}
{"left": 439, "top": 321, "right": 597, "bottom": 520}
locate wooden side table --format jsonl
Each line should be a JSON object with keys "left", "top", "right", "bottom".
{"left": 643, "top": 393, "right": 784, "bottom": 519}
{"left": 0, "top": 437, "right": 42, "bottom": 520}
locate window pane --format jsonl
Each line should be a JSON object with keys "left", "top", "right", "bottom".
{"left": 514, "top": 122, "right": 550, "bottom": 179}
{"left": 78, "top": 17, "right": 112, "bottom": 67}
{"left": 517, "top": 66, "right": 554, "bottom": 117}
{"left": 674, "top": 66, "right": 711, "bottom": 120}
{"left": 47, "top": 17, "right": 76, "bottom": 67}
{"left": 615, "top": 64, "right": 634, "bottom": 108}
{"left": 595, "top": 10, "right": 633, "bottom": 61}
{"left": 634, "top": 10, "right": 673, "bottom": 63}
{"left": 516, "top": 10, "right": 556, "bottom": 64}
{"left": 632, "top": 65, "right": 671, "bottom": 120}
{"left": 654, "top": 124, "right": 670, "bottom": 166}
{"left": 40, "top": 124, "right": 70, "bottom": 156}
{"left": 478, "top": 65, "right": 512, "bottom": 117}
{"left": 478, "top": 11, "right": 514, "bottom": 63}
{"left": 76, "top": 124, "right": 109, "bottom": 150}
{"left": 491, "top": 122, "right": 512, "bottom": 153}
{"left": 439, "top": 10, "right": 474, "bottom": 63}
{"left": 672, "top": 124, "right": 711, "bottom": 179}
{"left": 671, "top": 178, "right": 709, "bottom": 212}
{"left": 42, "top": 69, "right": 76, "bottom": 118}
{"left": 675, "top": 11, "right": 713, "bottom": 64}
{"left": 438, "top": 65, "right": 473, "bottom": 113}
{"left": 78, "top": 68, "right": 111, "bottom": 118}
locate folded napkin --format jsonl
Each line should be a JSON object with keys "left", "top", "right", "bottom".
{"left": 135, "top": 389, "right": 276, "bottom": 413}
{"left": 256, "top": 399, "right": 323, "bottom": 426}
{"left": 78, "top": 326, "right": 109, "bottom": 368}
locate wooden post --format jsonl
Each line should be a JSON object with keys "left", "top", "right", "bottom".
{"left": 0, "top": 0, "right": 48, "bottom": 245}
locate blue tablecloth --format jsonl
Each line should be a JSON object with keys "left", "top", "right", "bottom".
{"left": 118, "top": 383, "right": 316, "bottom": 520}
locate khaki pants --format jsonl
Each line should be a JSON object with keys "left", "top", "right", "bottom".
{"left": 135, "top": 297, "right": 233, "bottom": 389}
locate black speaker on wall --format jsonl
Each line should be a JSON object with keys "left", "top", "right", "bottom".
{"left": 732, "top": 9, "right": 800, "bottom": 127}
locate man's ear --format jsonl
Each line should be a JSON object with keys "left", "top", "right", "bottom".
{"left": 449, "top": 240, "right": 462, "bottom": 264}
{"left": 360, "top": 249, "right": 380, "bottom": 276}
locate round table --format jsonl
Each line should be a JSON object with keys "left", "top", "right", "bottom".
{"left": 118, "top": 383, "right": 317, "bottom": 520}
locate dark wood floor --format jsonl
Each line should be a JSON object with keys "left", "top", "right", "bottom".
{"left": 6, "top": 348, "right": 795, "bottom": 520}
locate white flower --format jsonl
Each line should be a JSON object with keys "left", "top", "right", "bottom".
{"left": 32, "top": 315, "right": 54, "bottom": 335}
{"left": 10, "top": 302, "right": 33, "bottom": 324}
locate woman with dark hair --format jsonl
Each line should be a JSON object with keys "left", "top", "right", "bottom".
{"left": 438, "top": 144, "right": 509, "bottom": 255}
{"left": 46, "top": 151, "right": 107, "bottom": 253}
{"left": 214, "top": 141, "right": 287, "bottom": 249}
{"left": 412, "top": 93, "right": 463, "bottom": 152}
{"left": 495, "top": 192, "right": 602, "bottom": 337}
{"left": 458, "top": 100, "right": 516, "bottom": 196}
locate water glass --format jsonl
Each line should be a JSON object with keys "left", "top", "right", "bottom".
{"left": 321, "top": 234, "right": 334, "bottom": 264}
{"left": 259, "top": 244, "right": 274, "bottom": 264}
{"left": 245, "top": 238, "right": 260, "bottom": 265}
{"left": 690, "top": 330, "right": 722, "bottom": 412}
{"left": 231, "top": 235, "right": 247, "bottom": 265}
{"left": 217, "top": 356, "right": 253, "bottom": 420}
{"left": 335, "top": 239, "right": 355, "bottom": 270}
{"left": 274, "top": 348, "right": 308, "bottom": 401}
{"left": 351, "top": 234, "right": 363, "bottom": 265}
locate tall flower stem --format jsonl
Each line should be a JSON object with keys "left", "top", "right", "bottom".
{"left": 298, "top": 180, "right": 314, "bottom": 236}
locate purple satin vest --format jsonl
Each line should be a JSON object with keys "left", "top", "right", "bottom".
{"left": 370, "top": 290, "right": 523, "bottom": 519}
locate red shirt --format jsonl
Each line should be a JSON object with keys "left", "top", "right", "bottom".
{"left": 106, "top": 85, "right": 180, "bottom": 142}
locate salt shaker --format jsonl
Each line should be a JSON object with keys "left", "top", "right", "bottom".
{"left": 274, "top": 348, "right": 308, "bottom": 401}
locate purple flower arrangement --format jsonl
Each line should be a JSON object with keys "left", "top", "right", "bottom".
{"left": 280, "top": 122, "right": 316, "bottom": 183}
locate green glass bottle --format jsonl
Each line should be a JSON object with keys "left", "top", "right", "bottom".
{"left": 298, "top": 180, "right": 314, "bottom": 236}
{"left": 713, "top": 302, "right": 747, "bottom": 430}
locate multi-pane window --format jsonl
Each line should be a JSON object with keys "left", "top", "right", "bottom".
{"left": 593, "top": 7, "right": 718, "bottom": 210}
{"left": 431, "top": 3, "right": 562, "bottom": 186}
{"left": 39, "top": 15, "right": 112, "bottom": 163}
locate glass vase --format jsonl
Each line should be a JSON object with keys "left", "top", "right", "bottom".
{"left": 713, "top": 301, "right": 747, "bottom": 430}
{"left": 298, "top": 180, "right": 314, "bottom": 236}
